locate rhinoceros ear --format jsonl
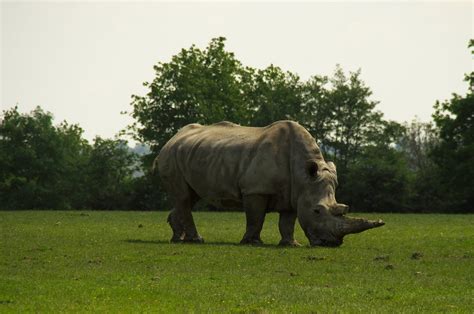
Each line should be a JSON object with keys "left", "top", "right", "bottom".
{"left": 327, "top": 161, "right": 337, "bottom": 174}
{"left": 306, "top": 160, "right": 319, "bottom": 177}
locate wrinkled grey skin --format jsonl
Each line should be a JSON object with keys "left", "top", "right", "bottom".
{"left": 156, "top": 121, "right": 384, "bottom": 247}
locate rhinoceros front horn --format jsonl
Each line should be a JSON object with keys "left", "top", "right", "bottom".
{"left": 340, "top": 216, "right": 385, "bottom": 235}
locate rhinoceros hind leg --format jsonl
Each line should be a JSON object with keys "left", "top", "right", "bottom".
{"left": 278, "top": 239, "right": 302, "bottom": 247}
{"left": 168, "top": 184, "right": 203, "bottom": 244}
{"left": 240, "top": 195, "right": 267, "bottom": 245}
{"left": 168, "top": 209, "right": 185, "bottom": 243}
{"left": 183, "top": 235, "right": 205, "bottom": 243}
{"left": 240, "top": 237, "right": 263, "bottom": 245}
{"left": 278, "top": 211, "right": 300, "bottom": 247}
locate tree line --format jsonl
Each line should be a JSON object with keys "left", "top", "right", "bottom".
{"left": 1, "top": 37, "right": 472, "bottom": 212}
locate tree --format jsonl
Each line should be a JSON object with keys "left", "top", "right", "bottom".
{"left": 300, "top": 67, "right": 406, "bottom": 211}
{"left": 323, "top": 66, "right": 402, "bottom": 170}
{"left": 0, "top": 106, "right": 89, "bottom": 209}
{"left": 249, "top": 65, "right": 303, "bottom": 126}
{"left": 129, "top": 37, "right": 253, "bottom": 154}
{"left": 299, "top": 75, "right": 332, "bottom": 151}
{"left": 342, "top": 145, "right": 410, "bottom": 212}
{"left": 396, "top": 119, "right": 443, "bottom": 211}
{"left": 128, "top": 39, "right": 409, "bottom": 212}
{"left": 0, "top": 106, "right": 142, "bottom": 210}
{"left": 84, "top": 137, "right": 138, "bottom": 210}
{"left": 431, "top": 95, "right": 474, "bottom": 212}
{"left": 430, "top": 40, "right": 474, "bottom": 212}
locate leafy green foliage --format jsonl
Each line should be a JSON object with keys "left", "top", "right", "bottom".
{"left": 129, "top": 37, "right": 253, "bottom": 153}
{"left": 84, "top": 137, "right": 138, "bottom": 210}
{"left": 1, "top": 211, "right": 473, "bottom": 311}
{"left": 431, "top": 92, "right": 474, "bottom": 211}
{"left": 323, "top": 67, "right": 385, "bottom": 168}
{"left": 129, "top": 38, "right": 409, "bottom": 212}
{"left": 341, "top": 146, "right": 410, "bottom": 212}
{"left": 422, "top": 39, "right": 474, "bottom": 212}
{"left": 2, "top": 38, "right": 473, "bottom": 213}
{"left": 128, "top": 162, "right": 170, "bottom": 211}
{"left": 249, "top": 65, "right": 303, "bottom": 126}
{"left": 299, "top": 75, "right": 332, "bottom": 149}
{"left": 0, "top": 107, "right": 138, "bottom": 210}
{"left": 398, "top": 120, "right": 444, "bottom": 212}
{"left": 0, "top": 107, "right": 89, "bottom": 209}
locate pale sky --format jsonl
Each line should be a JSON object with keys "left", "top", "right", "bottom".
{"left": 1, "top": 1, "right": 472, "bottom": 143}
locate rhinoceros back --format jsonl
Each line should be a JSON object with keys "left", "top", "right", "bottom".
{"left": 158, "top": 121, "right": 320, "bottom": 210}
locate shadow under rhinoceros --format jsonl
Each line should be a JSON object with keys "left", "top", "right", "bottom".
{"left": 123, "top": 238, "right": 288, "bottom": 248}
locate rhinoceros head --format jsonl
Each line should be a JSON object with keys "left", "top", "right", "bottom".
{"left": 297, "top": 160, "right": 384, "bottom": 247}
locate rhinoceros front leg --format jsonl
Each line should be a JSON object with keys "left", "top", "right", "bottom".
{"left": 240, "top": 195, "right": 267, "bottom": 245}
{"left": 278, "top": 211, "right": 301, "bottom": 247}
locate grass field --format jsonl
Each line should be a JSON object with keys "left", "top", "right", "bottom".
{"left": 1, "top": 211, "right": 473, "bottom": 312}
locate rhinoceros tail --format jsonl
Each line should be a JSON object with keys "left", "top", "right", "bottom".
{"left": 151, "top": 155, "right": 160, "bottom": 175}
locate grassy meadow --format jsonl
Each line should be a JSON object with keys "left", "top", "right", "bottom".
{"left": 1, "top": 210, "right": 473, "bottom": 312}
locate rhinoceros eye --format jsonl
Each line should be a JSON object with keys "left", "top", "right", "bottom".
{"left": 314, "top": 205, "right": 325, "bottom": 214}
{"left": 306, "top": 160, "right": 318, "bottom": 177}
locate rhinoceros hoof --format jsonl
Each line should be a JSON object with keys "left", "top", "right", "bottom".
{"left": 170, "top": 232, "right": 186, "bottom": 243}
{"left": 278, "top": 239, "right": 302, "bottom": 247}
{"left": 182, "top": 236, "right": 205, "bottom": 244}
{"left": 240, "top": 238, "right": 264, "bottom": 245}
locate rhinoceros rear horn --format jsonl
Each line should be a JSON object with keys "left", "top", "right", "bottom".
{"left": 331, "top": 203, "right": 349, "bottom": 216}
{"left": 340, "top": 216, "right": 385, "bottom": 235}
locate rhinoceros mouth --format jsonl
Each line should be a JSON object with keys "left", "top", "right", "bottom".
{"left": 304, "top": 228, "right": 343, "bottom": 247}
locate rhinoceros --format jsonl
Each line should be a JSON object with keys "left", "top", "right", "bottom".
{"left": 155, "top": 120, "right": 384, "bottom": 247}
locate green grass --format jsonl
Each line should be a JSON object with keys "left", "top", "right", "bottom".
{"left": 1, "top": 211, "right": 473, "bottom": 313}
